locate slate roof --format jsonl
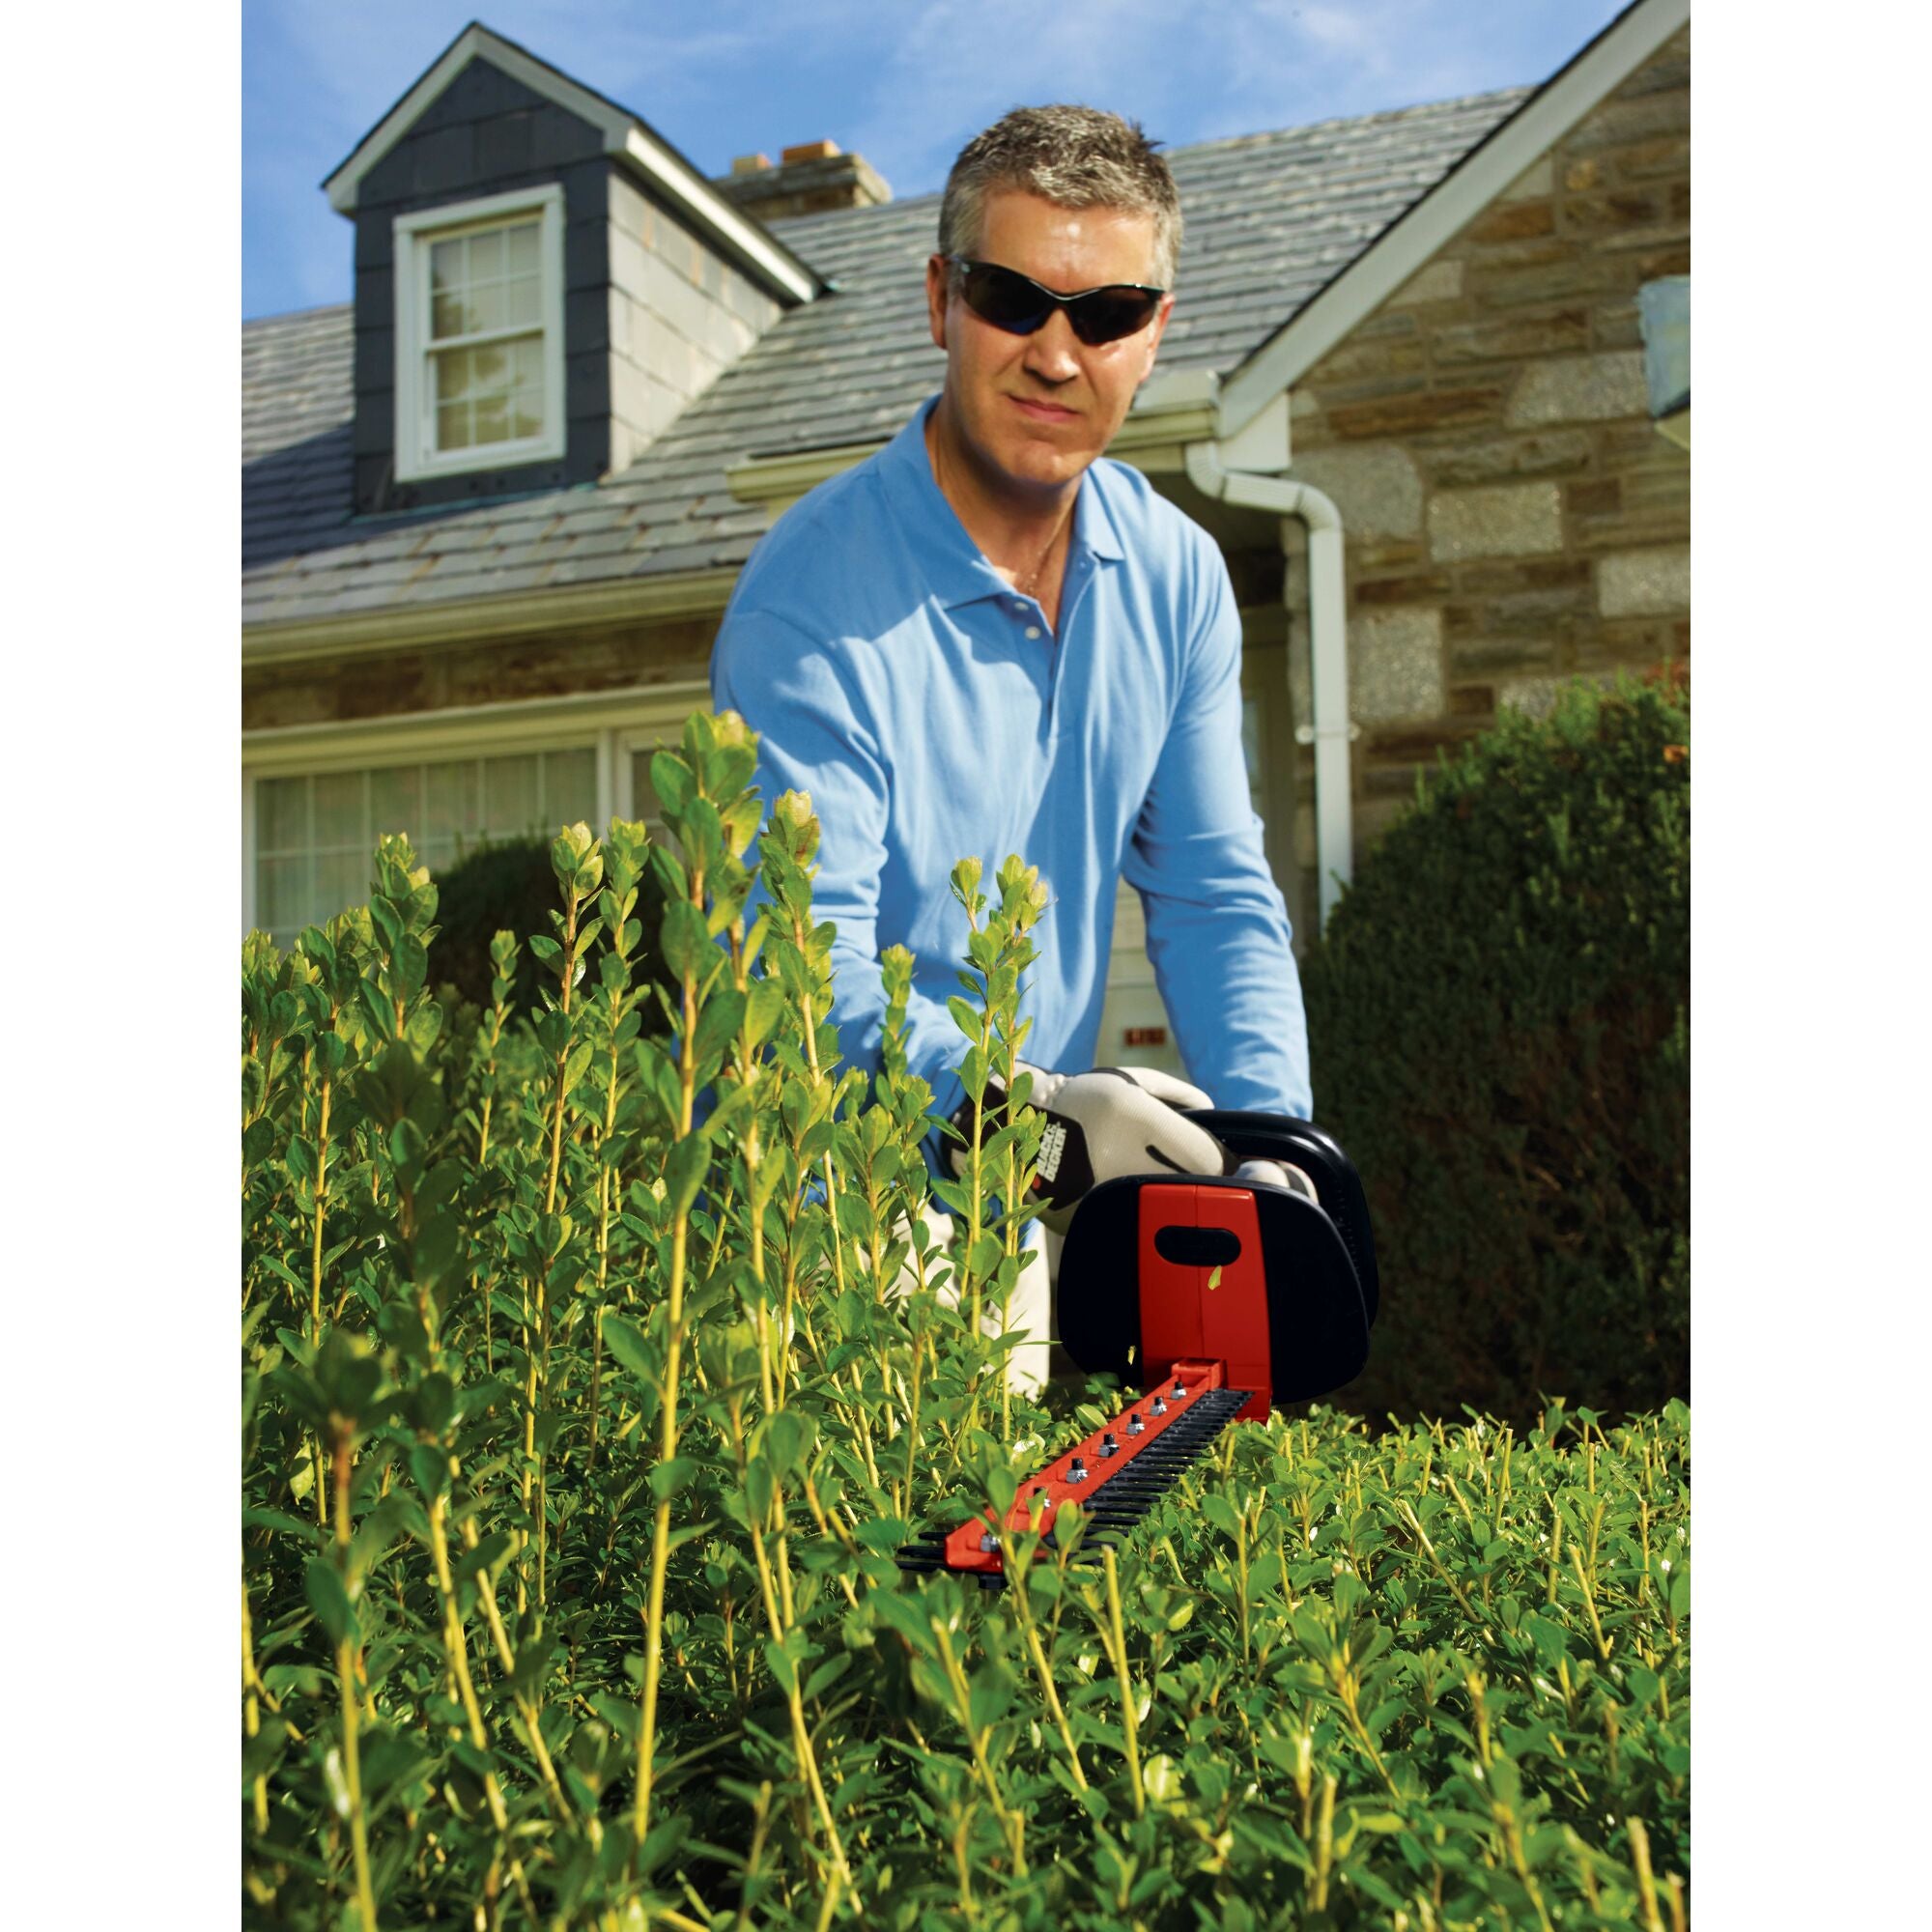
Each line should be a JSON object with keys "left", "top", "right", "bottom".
{"left": 242, "top": 85, "right": 1530, "bottom": 633}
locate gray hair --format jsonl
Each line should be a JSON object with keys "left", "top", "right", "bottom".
{"left": 938, "top": 105, "right": 1183, "bottom": 291}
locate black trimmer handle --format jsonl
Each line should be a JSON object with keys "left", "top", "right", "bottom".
{"left": 1187, "top": 1111, "right": 1379, "bottom": 1325}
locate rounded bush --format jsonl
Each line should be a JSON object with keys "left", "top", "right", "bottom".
{"left": 430, "top": 834, "right": 676, "bottom": 1025}
{"left": 1302, "top": 671, "right": 1689, "bottom": 1427}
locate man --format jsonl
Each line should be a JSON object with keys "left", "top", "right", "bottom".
{"left": 711, "top": 107, "right": 1312, "bottom": 1378}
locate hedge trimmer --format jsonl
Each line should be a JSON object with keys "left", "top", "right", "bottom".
{"left": 898, "top": 1111, "right": 1378, "bottom": 1584}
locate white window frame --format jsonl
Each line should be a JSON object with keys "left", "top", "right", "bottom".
{"left": 242, "top": 684, "right": 708, "bottom": 937}
{"left": 393, "top": 184, "right": 568, "bottom": 483}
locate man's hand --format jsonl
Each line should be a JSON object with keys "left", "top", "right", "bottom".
{"left": 952, "top": 1061, "right": 1235, "bottom": 1231}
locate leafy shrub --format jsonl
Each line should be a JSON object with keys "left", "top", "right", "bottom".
{"left": 242, "top": 709, "right": 1690, "bottom": 1927}
{"left": 1302, "top": 672, "right": 1690, "bottom": 1429}
{"left": 430, "top": 833, "right": 676, "bottom": 1027}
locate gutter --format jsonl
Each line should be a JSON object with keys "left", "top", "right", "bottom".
{"left": 1182, "top": 439, "right": 1355, "bottom": 930}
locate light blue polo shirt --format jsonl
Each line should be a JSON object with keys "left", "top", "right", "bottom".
{"left": 710, "top": 394, "right": 1311, "bottom": 1124}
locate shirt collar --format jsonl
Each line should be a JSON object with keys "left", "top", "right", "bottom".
{"left": 883, "top": 393, "right": 1125, "bottom": 611}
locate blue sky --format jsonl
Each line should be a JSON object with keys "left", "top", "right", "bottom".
{"left": 243, "top": 0, "right": 1631, "bottom": 319}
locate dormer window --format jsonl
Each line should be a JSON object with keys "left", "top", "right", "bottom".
{"left": 393, "top": 185, "right": 565, "bottom": 481}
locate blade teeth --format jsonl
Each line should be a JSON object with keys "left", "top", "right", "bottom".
{"left": 897, "top": 1392, "right": 1259, "bottom": 1576}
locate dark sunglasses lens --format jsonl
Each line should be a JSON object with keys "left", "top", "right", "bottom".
{"left": 961, "top": 263, "right": 1049, "bottom": 332}
{"left": 958, "top": 262, "right": 1161, "bottom": 344}
{"left": 1069, "top": 289, "right": 1160, "bottom": 345}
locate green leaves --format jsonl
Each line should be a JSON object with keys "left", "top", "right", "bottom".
{"left": 304, "top": 1556, "right": 357, "bottom": 1648}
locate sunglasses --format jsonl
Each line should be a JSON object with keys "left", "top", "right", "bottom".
{"left": 947, "top": 257, "right": 1167, "bottom": 347}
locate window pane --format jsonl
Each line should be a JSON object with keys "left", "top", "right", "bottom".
{"left": 629, "top": 749, "right": 668, "bottom": 835}
{"left": 475, "top": 394, "right": 509, "bottom": 445}
{"left": 468, "top": 279, "right": 506, "bottom": 335}
{"left": 430, "top": 239, "right": 463, "bottom": 338}
{"left": 257, "top": 776, "right": 307, "bottom": 853}
{"left": 512, "top": 395, "right": 544, "bottom": 440}
{"left": 257, "top": 855, "right": 309, "bottom": 936}
{"left": 436, "top": 351, "right": 473, "bottom": 402}
{"left": 469, "top": 228, "right": 505, "bottom": 283}
{"left": 481, "top": 753, "right": 540, "bottom": 838}
{"left": 506, "top": 222, "right": 539, "bottom": 276}
{"left": 426, "top": 759, "right": 482, "bottom": 849}
{"left": 512, "top": 337, "right": 542, "bottom": 385}
{"left": 315, "top": 850, "right": 368, "bottom": 921}
{"left": 370, "top": 765, "right": 422, "bottom": 841}
{"left": 506, "top": 273, "right": 541, "bottom": 327}
{"left": 545, "top": 748, "right": 597, "bottom": 828}
{"left": 313, "top": 771, "right": 366, "bottom": 851}
{"left": 437, "top": 401, "right": 471, "bottom": 451}
{"left": 472, "top": 344, "right": 506, "bottom": 392}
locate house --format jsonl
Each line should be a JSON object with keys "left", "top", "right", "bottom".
{"left": 243, "top": 0, "right": 1690, "bottom": 1078}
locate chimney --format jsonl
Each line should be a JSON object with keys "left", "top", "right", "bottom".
{"left": 715, "top": 138, "right": 892, "bottom": 221}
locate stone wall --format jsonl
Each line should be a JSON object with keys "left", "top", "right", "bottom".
{"left": 1280, "top": 25, "right": 1690, "bottom": 874}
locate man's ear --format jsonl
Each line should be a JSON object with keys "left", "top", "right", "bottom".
{"left": 925, "top": 255, "right": 951, "bottom": 351}
{"left": 1137, "top": 292, "right": 1177, "bottom": 384}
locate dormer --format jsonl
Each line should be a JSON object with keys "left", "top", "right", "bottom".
{"left": 324, "top": 22, "right": 822, "bottom": 514}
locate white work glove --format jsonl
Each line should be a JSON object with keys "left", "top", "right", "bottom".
{"left": 951, "top": 1061, "right": 1236, "bottom": 1234}
{"left": 883, "top": 1198, "right": 1049, "bottom": 1398}
{"left": 1233, "top": 1157, "right": 1320, "bottom": 1203}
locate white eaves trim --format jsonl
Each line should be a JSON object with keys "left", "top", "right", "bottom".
{"left": 1216, "top": 0, "right": 1690, "bottom": 438}
{"left": 242, "top": 682, "right": 712, "bottom": 775}
{"left": 323, "top": 23, "right": 820, "bottom": 307}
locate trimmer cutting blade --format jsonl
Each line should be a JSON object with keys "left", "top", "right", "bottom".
{"left": 897, "top": 1112, "right": 1377, "bottom": 1584}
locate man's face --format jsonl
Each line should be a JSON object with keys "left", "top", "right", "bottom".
{"left": 925, "top": 188, "right": 1174, "bottom": 501}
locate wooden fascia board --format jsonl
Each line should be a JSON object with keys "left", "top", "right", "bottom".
{"left": 323, "top": 24, "right": 820, "bottom": 307}
{"left": 1215, "top": 0, "right": 1690, "bottom": 437}
{"left": 242, "top": 568, "right": 742, "bottom": 668}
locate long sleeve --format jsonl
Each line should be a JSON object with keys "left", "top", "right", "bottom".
{"left": 1120, "top": 552, "right": 1313, "bottom": 1117}
{"left": 711, "top": 606, "right": 970, "bottom": 1119}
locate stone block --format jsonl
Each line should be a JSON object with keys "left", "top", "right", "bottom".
{"left": 1426, "top": 429, "right": 1594, "bottom": 488}
{"left": 1506, "top": 352, "right": 1648, "bottom": 426}
{"left": 1497, "top": 156, "right": 1553, "bottom": 203}
{"left": 1467, "top": 259, "right": 1622, "bottom": 309}
{"left": 639, "top": 247, "right": 718, "bottom": 350}
{"left": 1497, "top": 674, "right": 1574, "bottom": 720}
{"left": 1598, "top": 546, "right": 1690, "bottom": 616}
{"left": 1615, "top": 135, "right": 1691, "bottom": 182}
{"left": 1428, "top": 482, "right": 1563, "bottom": 561}
{"left": 609, "top": 226, "right": 648, "bottom": 300}
{"left": 1304, "top": 338, "right": 1429, "bottom": 384}
{"left": 1593, "top": 300, "right": 1644, "bottom": 351}
{"left": 1327, "top": 384, "right": 1507, "bottom": 440}
{"left": 1433, "top": 307, "right": 1590, "bottom": 368}
{"left": 1352, "top": 569, "right": 1455, "bottom": 607}
{"left": 1564, "top": 189, "right": 1672, "bottom": 236}
{"left": 1284, "top": 442, "right": 1423, "bottom": 538}
{"left": 1350, "top": 609, "right": 1444, "bottom": 724}
{"left": 1465, "top": 200, "right": 1556, "bottom": 245}
{"left": 1567, "top": 93, "right": 1690, "bottom": 152}
{"left": 1450, "top": 633, "right": 1563, "bottom": 679}
{"left": 1386, "top": 258, "right": 1464, "bottom": 307}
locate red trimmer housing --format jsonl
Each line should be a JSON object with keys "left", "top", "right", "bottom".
{"left": 898, "top": 1111, "right": 1378, "bottom": 1583}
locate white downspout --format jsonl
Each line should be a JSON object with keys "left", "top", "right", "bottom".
{"left": 1183, "top": 440, "right": 1356, "bottom": 928}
